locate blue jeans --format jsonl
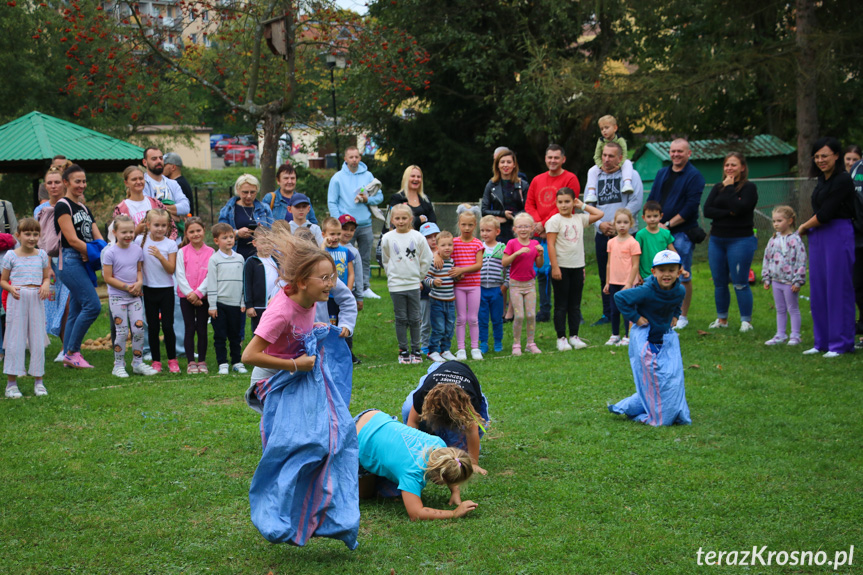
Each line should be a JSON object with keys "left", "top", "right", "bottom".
{"left": 58, "top": 248, "right": 102, "bottom": 354}
{"left": 428, "top": 299, "right": 455, "bottom": 354}
{"left": 708, "top": 235, "right": 757, "bottom": 322}
{"left": 478, "top": 286, "right": 504, "bottom": 346}
{"left": 672, "top": 232, "right": 694, "bottom": 282}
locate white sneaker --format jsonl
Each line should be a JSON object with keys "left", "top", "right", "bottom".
{"left": 54, "top": 350, "right": 66, "bottom": 363}
{"left": 708, "top": 319, "right": 728, "bottom": 329}
{"left": 455, "top": 349, "right": 467, "bottom": 361}
{"left": 34, "top": 383, "right": 48, "bottom": 396}
{"left": 622, "top": 182, "right": 635, "bottom": 193}
{"left": 569, "top": 336, "right": 588, "bottom": 350}
{"left": 5, "top": 385, "right": 22, "bottom": 399}
{"left": 441, "top": 350, "right": 457, "bottom": 361}
{"left": 617, "top": 337, "right": 630, "bottom": 346}
{"left": 132, "top": 363, "right": 158, "bottom": 376}
{"left": 470, "top": 348, "right": 483, "bottom": 360}
{"left": 739, "top": 321, "right": 753, "bottom": 333}
{"left": 112, "top": 366, "right": 130, "bottom": 378}
{"left": 823, "top": 351, "right": 841, "bottom": 358}
{"left": 673, "top": 316, "right": 689, "bottom": 330}
{"left": 428, "top": 352, "right": 444, "bottom": 363}
{"left": 605, "top": 335, "right": 621, "bottom": 346}
{"left": 362, "top": 288, "right": 381, "bottom": 300}
{"left": 584, "top": 190, "right": 598, "bottom": 203}
{"left": 232, "top": 363, "right": 248, "bottom": 374}
{"left": 556, "top": 337, "right": 573, "bottom": 351}
{"left": 218, "top": 363, "right": 230, "bottom": 375}
{"left": 802, "top": 347, "right": 821, "bottom": 355}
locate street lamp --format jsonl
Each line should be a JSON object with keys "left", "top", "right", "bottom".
{"left": 325, "top": 52, "right": 346, "bottom": 155}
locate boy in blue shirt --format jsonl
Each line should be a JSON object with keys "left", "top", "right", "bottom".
{"left": 608, "top": 250, "right": 691, "bottom": 426}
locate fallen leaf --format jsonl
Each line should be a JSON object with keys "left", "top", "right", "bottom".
{"left": 697, "top": 330, "right": 711, "bottom": 336}
{"left": 610, "top": 350, "right": 616, "bottom": 355}
{"left": 716, "top": 364, "right": 723, "bottom": 370}
{"left": 688, "top": 364, "right": 701, "bottom": 369}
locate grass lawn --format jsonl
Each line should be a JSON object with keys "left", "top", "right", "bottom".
{"left": 1, "top": 262, "right": 861, "bottom": 574}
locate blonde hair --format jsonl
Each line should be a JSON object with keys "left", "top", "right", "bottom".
{"left": 271, "top": 219, "right": 291, "bottom": 235}
{"left": 457, "top": 208, "right": 477, "bottom": 224}
{"left": 424, "top": 447, "right": 473, "bottom": 487}
{"left": 512, "top": 212, "right": 534, "bottom": 228}
{"left": 399, "top": 165, "right": 426, "bottom": 199}
{"left": 140, "top": 208, "right": 171, "bottom": 248}
{"left": 772, "top": 205, "right": 796, "bottom": 226}
{"left": 613, "top": 208, "right": 634, "bottom": 228}
{"left": 258, "top": 225, "right": 335, "bottom": 295}
{"left": 420, "top": 383, "right": 485, "bottom": 432}
{"left": 437, "top": 230, "right": 454, "bottom": 243}
{"left": 321, "top": 217, "right": 341, "bottom": 232}
{"left": 598, "top": 114, "right": 618, "bottom": 127}
{"left": 234, "top": 173, "right": 260, "bottom": 196}
{"left": 390, "top": 203, "right": 413, "bottom": 220}
{"left": 479, "top": 215, "right": 500, "bottom": 230}
{"left": 112, "top": 214, "right": 134, "bottom": 234}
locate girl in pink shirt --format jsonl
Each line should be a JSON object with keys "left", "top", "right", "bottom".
{"left": 175, "top": 217, "right": 215, "bottom": 374}
{"left": 502, "top": 212, "right": 545, "bottom": 355}
{"left": 603, "top": 208, "right": 642, "bottom": 346}
{"left": 450, "top": 210, "right": 484, "bottom": 360}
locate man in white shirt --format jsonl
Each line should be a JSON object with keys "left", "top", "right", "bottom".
{"left": 142, "top": 147, "right": 191, "bottom": 222}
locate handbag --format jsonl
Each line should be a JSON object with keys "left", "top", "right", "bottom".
{"left": 685, "top": 226, "right": 707, "bottom": 244}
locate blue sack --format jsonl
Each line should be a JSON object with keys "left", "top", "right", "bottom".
{"left": 608, "top": 325, "right": 691, "bottom": 426}
{"left": 247, "top": 324, "right": 359, "bottom": 549}
{"left": 400, "top": 362, "right": 490, "bottom": 451}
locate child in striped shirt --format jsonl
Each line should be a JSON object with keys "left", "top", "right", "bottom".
{"left": 424, "top": 231, "right": 457, "bottom": 363}
{"left": 477, "top": 216, "right": 508, "bottom": 354}
{"left": 451, "top": 210, "right": 485, "bottom": 360}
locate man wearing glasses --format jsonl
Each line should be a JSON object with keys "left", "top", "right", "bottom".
{"left": 525, "top": 144, "right": 581, "bottom": 322}
{"left": 646, "top": 139, "right": 706, "bottom": 330}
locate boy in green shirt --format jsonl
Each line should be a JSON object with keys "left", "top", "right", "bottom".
{"left": 635, "top": 201, "right": 676, "bottom": 280}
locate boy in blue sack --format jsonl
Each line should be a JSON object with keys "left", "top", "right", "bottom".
{"left": 608, "top": 250, "right": 691, "bottom": 426}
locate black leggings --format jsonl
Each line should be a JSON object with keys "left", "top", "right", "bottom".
{"left": 180, "top": 296, "right": 209, "bottom": 361}
{"left": 608, "top": 284, "right": 629, "bottom": 337}
{"left": 143, "top": 286, "right": 176, "bottom": 362}
{"left": 551, "top": 266, "right": 585, "bottom": 339}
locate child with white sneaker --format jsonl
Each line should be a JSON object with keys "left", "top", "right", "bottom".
{"left": 502, "top": 212, "right": 544, "bottom": 355}
{"left": 762, "top": 206, "right": 807, "bottom": 346}
{"left": 584, "top": 115, "right": 636, "bottom": 202}
{"left": 477, "top": 216, "right": 508, "bottom": 354}
{"left": 2, "top": 218, "right": 51, "bottom": 398}
{"left": 424, "top": 231, "right": 457, "bottom": 363}
{"left": 381, "top": 204, "right": 433, "bottom": 364}
{"left": 419, "top": 222, "right": 440, "bottom": 356}
{"left": 102, "top": 215, "right": 157, "bottom": 378}
{"left": 451, "top": 210, "right": 485, "bottom": 360}
{"left": 207, "top": 223, "right": 248, "bottom": 375}
{"left": 546, "top": 188, "right": 604, "bottom": 351}
{"left": 603, "top": 208, "right": 641, "bottom": 346}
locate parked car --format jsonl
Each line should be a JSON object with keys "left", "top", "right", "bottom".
{"left": 214, "top": 135, "right": 255, "bottom": 157}
{"left": 210, "top": 133, "right": 231, "bottom": 149}
{"left": 223, "top": 145, "right": 257, "bottom": 167}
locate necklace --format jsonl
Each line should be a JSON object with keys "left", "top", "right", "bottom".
{"left": 239, "top": 203, "right": 255, "bottom": 220}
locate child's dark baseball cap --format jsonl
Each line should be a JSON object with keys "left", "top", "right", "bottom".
{"left": 289, "top": 193, "right": 311, "bottom": 206}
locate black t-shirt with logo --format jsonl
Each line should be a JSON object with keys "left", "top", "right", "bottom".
{"left": 413, "top": 361, "right": 483, "bottom": 415}
{"left": 54, "top": 199, "right": 95, "bottom": 249}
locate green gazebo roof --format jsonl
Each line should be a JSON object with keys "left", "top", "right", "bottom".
{"left": 0, "top": 111, "right": 144, "bottom": 173}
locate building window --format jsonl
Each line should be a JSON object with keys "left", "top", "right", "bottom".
{"left": 190, "top": 33, "right": 197, "bottom": 44}
{"left": 202, "top": 10, "right": 209, "bottom": 22}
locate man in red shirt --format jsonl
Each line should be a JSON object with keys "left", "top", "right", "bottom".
{"left": 525, "top": 144, "right": 581, "bottom": 321}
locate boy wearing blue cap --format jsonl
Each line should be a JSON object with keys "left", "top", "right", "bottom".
{"left": 288, "top": 193, "right": 323, "bottom": 246}
{"left": 608, "top": 250, "right": 692, "bottom": 426}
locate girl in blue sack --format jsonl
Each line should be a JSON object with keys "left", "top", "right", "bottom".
{"left": 241, "top": 226, "right": 359, "bottom": 549}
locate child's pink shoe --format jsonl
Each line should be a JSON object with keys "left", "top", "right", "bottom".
{"left": 526, "top": 343, "right": 542, "bottom": 354}
{"left": 63, "top": 352, "right": 94, "bottom": 369}
{"left": 512, "top": 343, "right": 522, "bottom": 356}
{"left": 168, "top": 359, "right": 180, "bottom": 373}
{"left": 197, "top": 362, "right": 209, "bottom": 374}
{"left": 151, "top": 361, "right": 162, "bottom": 373}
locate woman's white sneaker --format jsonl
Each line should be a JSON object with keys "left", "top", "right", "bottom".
{"left": 556, "top": 337, "right": 573, "bottom": 351}
{"left": 739, "top": 321, "right": 753, "bottom": 332}
{"left": 605, "top": 335, "right": 621, "bottom": 346}
{"left": 569, "top": 336, "right": 588, "bottom": 349}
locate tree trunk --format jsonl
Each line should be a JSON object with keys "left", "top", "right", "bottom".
{"left": 259, "top": 106, "right": 284, "bottom": 195}
{"left": 795, "top": 0, "right": 818, "bottom": 174}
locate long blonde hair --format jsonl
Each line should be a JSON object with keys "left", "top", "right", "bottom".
{"left": 399, "top": 165, "right": 426, "bottom": 199}
{"left": 140, "top": 208, "right": 170, "bottom": 249}
{"left": 258, "top": 225, "right": 335, "bottom": 295}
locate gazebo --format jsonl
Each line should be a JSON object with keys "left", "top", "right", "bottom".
{"left": 0, "top": 111, "right": 144, "bottom": 205}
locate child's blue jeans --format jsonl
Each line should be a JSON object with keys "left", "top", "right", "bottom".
{"left": 478, "top": 286, "right": 504, "bottom": 346}
{"left": 428, "top": 298, "right": 455, "bottom": 354}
